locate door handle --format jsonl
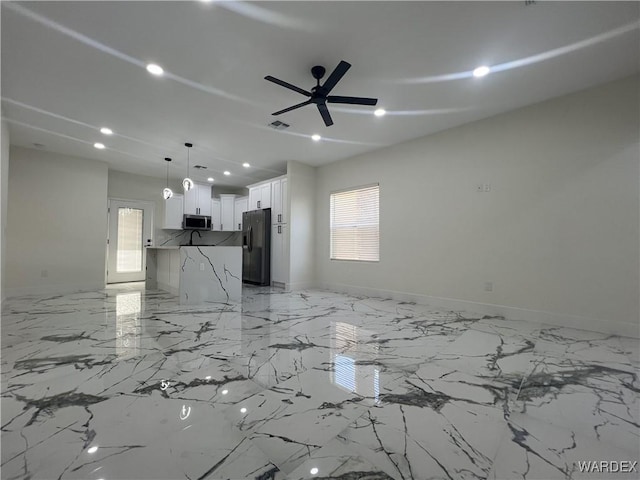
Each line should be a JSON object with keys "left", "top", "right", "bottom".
{"left": 278, "top": 225, "right": 281, "bottom": 234}
{"left": 278, "top": 214, "right": 281, "bottom": 223}
{"left": 238, "top": 223, "right": 241, "bottom": 230}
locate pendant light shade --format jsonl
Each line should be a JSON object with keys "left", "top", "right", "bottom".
{"left": 163, "top": 157, "right": 173, "bottom": 200}
{"left": 183, "top": 142, "right": 194, "bottom": 192}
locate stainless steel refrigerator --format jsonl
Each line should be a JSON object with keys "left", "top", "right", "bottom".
{"left": 242, "top": 209, "right": 271, "bottom": 285}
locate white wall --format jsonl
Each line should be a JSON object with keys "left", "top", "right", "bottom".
{"left": 287, "top": 160, "right": 316, "bottom": 290}
{"left": 6, "top": 147, "right": 109, "bottom": 296}
{"left": 316, "top": 75, "right": 639, "bottom": 337}
{"left": 1, "top": 117, "right": 10, "bottom": 303}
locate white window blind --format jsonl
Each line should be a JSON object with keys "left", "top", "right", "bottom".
{"left": 330, "top": 184, "right": 379, "bottom": 261}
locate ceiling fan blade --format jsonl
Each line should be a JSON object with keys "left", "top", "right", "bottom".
{"left": 272, "top": 100, "right": 312, "bottom": 116}
{"left": 317, "top": 103, "right": 334, "bottom": 127}
{"left": 327, "top": 96, "right": 378, "bottom": 106}
{"left": 321, "top": 60, "right": 351, "bottom": 94}
{"left": 264, "top": 76, "right": 311, "bottom": 97}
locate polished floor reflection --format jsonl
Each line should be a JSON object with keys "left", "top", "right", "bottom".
{"left": 1, "top": 285, "right": 638, "bottom": 479}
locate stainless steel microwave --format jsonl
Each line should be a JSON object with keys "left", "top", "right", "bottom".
{"left": 183, "top": 214, "right": 211, "bottom": 230}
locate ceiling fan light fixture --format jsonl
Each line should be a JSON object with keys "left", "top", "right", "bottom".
{"left": 183, "top": 143, "right": 194, "bottom": 191}
{"left": 265, "top": 60, "right": 378, "bottom": 127}
{"left": 473, "top": 65, "right": 491, "bottom": 78}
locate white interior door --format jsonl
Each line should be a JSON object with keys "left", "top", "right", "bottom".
{"left": 107, "top": 199, "right": 154, "bottom": 284}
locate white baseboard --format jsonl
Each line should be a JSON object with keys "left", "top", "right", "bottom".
{"left": 317, "top": 281, "right": 639, "bottom": 339}
{"left": 5, "top": 282, "right": 106, "bottom": 299}
{"left": 157, "top": 281, "right": 179, "bottom": 296}
{"left": 287, "top": 280, "right": 317, "bottom": 292}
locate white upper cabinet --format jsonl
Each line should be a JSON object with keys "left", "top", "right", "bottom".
{"left": 197, "top": 185, "right": 212, "bottom": 216}
{"left": 271, "top": 177, "right": 288, "bottom": 225}
{"left": 234, "top": 196, "right": 248, "bottom": 231}
{"left": 248, "top": 182, "right": 272, "bottom": 210}
{"left": 184, "top": 183, "right": 212, "bottom": 215}
{"left": 211, "top": 198, "right": 221, "bottom": 231}
{"left": 219, "top": 194, "right": 236, "bottom": 232}
{"left": 163, "top": 193, "right": 184, "bottom": 229}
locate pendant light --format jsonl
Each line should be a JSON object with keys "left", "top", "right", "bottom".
{"left": 163, "top": 157, "right": 173, "bottom": 200}
{"left": 182, "top": 142, "right": 194, "bottom": 191}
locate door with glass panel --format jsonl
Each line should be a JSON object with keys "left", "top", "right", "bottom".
{"left": 107, "top": 199, "right": 154, "bottom": 284}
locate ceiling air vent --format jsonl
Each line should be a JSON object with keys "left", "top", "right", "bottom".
{"left": 269, "top": 120, "right": 290, "bottom": 130}
{"left": 524, "top": 0, "right": 536, "bottom": 5}
{"left": 193, "top": 165, "right": 207, "bottom": 169}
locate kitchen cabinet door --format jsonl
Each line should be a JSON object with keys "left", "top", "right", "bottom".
{"left": 184, "top": 184, "right": 211, "bottom": 215}
{"left": 211, "top": 198, "right": 221, "bottom": 231}
{"left": 234, "top": 196, "right": 248, "bottom": 231}
{"left": 271, "top": 223, "right": 289, "bottom": 286}
{"left": 163, "top": 194, "right": 184, "bottom": 229}
{"left": 271, "top": 179, "right": 281, "bottom": 225}
{"left": 259, "top": 183, "right": 272, "bottom": 209}
{"left": 183, "top": 187, "right": 198, "bottom": 215}
{"left": 248, "top": 186, "right": 260, "bottom": 210}
{"left": 271, "top": 177, "right": 288, "bottom": 225}
{"left": 248, "top": 183, "right": 272, "bottom": 210}
{"left": 197, "top": 184, "right": 212, "bottom": 216}
{"left": 220, "top": 195, "right": 235, "bottom": 231}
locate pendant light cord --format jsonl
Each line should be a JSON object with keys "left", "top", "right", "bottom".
{"left": 185, "top": 142, "right": 193, "bottom": 179}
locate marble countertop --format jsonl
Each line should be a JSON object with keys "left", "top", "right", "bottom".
{"left": 147, "top": 245, "right": 242, "bottom": 250}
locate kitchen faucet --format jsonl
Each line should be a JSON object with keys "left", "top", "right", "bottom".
{"left": 189, "top": 230, "right": 201, "bottom": 246}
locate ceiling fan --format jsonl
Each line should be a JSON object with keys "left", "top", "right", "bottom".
{"left": 264, "top": 60, "right": 378, "bottom": 127}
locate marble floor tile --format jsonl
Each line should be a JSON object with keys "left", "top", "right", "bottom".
{"left": 513, "top": 350, "right": 639, "bottom": 450}
{"left": 489, "top": 412, "right": 639, "bottom": 480}
{"left": 1, "top": 284, "right": 637, "bottom": 479}
{"left": 286, "top": 439, "right": 395, "bottom": 480}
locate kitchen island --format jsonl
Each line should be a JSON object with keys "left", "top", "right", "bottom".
{"left": 146, "top": 246, "right": 242, "bottom": 304}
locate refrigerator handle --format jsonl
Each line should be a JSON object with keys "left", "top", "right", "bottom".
{"left": 248, "top": 225, "right": 253, "bottom": 252}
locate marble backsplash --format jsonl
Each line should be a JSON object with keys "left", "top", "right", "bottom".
{"left": 156, "top": 229, "right": 243, "bottom": 247}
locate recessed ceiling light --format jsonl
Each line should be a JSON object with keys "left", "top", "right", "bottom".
{"left": 100, "top": 127, "right": 113, "bottom": 135}
{"left": 94, "top": 143, "right": 105, "bottom": 150}
{"left": 223, "top": 171, "right": 230, "bottom": 176}
{"left": 240, "top": 407, "right": 247, "bottom": 413}
{"left": 310, "top": 467, "right": 319, "bottom": 475}
{"left": 205, "top": 375, "right": 212, "bottom": 380}
{"left": 242, "top": 163, "right": 250, "bottom": 168}
{"left": 146, "top": 63, "right": 164, "bottom": 76}
{"left": 207, "top": 177, "right": 214, "bottom": 182}
{"left": 221, "top": 389, "right": 229, "bottom": 395}
{"left": 374, "top": 109, "right": 386, "bottom": 117}
{"left": 87, "top": 446, "right": 98, "bottom": 454}
{"left": 472, "top": 65, "right": 490, "bottom": 78}
{"left": 311, "top": 134, "right": 321, "bottom": 142}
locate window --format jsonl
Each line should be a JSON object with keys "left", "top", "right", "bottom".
{"left": 330, "top": 184, "right": 379, "bottom": 261}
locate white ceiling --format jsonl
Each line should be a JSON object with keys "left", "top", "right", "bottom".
{"left": 2, "top": 1, "right": 638, "bottom": 187}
